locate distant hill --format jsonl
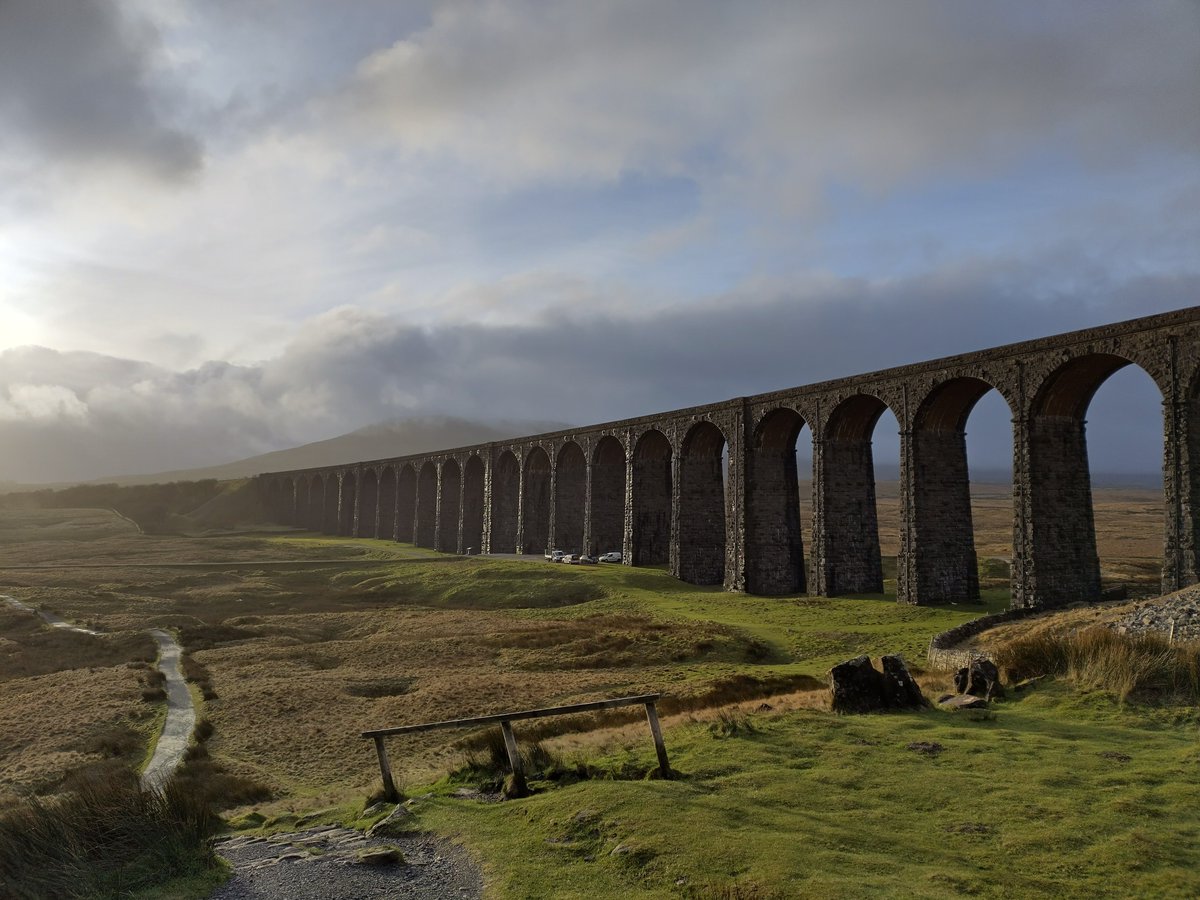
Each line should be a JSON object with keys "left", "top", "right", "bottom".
{"left": 91, "top": 416, "right": 572, "bottom": 486}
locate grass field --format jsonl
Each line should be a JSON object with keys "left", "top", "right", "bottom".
{"left": 0, "top": 498, "right": 1193, "bottom": 898}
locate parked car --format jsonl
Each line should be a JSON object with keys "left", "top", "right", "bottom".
{"left": 564, "top": 554, "right": 581, "bottom": 564}
{"left": 598, "top": 551, "right": 622, "bottom": 563}
{"left": 576, "top": 555, "right": 597, "bottom": 565}
{"left": 546, "top": 549, "right": 564, "bottom": 561}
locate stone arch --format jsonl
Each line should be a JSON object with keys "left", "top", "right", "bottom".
{"left": 415, "top": 461, "right": 438, "bottom": 548}
{"left": 522, "top": 447, "right": 552, "bottom": 554}
{"left": 358, "top": 469, "right": 379, "bottom": 537}
{"left": 437, "top": 459, "right": 462, "bottom": 552}
{"left": 378, "top": 466, "right": 398, "bottom": 541}
{"left": 909, "top": 377, "right": 1012, "bottom": 604}
{"left": 632, "top": 429, "right": 672, "bottom": 566}
{"left": 462, "top": 455, "right": 485, "bottom": 554}
{"left": 590, "top": 436, "right": 627, "bottom": 557}
{"left": 1026, "top": 354, "right": 1163, "bottom": 605}
{"left": 492, "top": 451, "right": 520, "bottom": 553}
{"left": 554, "top": 442, "right": 586, "bottom": 553}
{"left": 746, "top": 407, "right": 808, "bottom": 595}
{"left": 819, "top": 393, "right": 897, "bottom": 595}
{"left": 338, "top": 471, "right": 357, "bottom": 536}
{"left": 676, "top": 421, "right": 728, "bottom": 585}
{"left": 396, "top": 465, "right": 417, "bottom": 542}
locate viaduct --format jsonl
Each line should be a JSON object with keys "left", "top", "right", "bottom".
{"left": 255, "top": 307, "right": 1200, "bottom": 609}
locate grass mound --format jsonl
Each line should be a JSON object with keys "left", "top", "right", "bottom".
{"left": 0, "top": 768, "right": 223, "bottom": 899}
{"left": 995, "top": 626, "right": 1200, "bottom": 702}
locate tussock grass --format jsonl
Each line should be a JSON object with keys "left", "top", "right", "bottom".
{"left": 0, "top": 767, "right": 223, "bottom": 899}
{"left": 995, "top": 626, "right": 1200, "bottom": 702}
{"left": 0, "top": 607, "right": 155, "bottom": 681}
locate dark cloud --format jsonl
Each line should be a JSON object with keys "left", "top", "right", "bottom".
{"left": 0, "top": 272, "right": 1182, "bottom": 484}
{"left": 0, "top": 0, "right": 202, "bottom": 182}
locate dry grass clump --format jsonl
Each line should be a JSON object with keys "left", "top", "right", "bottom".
{"left": 995, "top": 626, "right": 1200, "bottom": 702}
{"left": 0, "top": 767, "right": 222, "bottom": 899}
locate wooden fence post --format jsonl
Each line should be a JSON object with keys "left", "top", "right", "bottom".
{"left": 644, "top": 701, "right": 671, "bottom": 777}
{"left": 499, "top": 720, "right": 529, "bottom": 797}
{"left": 373, "top": 735, "right": 400, "bottom": 802}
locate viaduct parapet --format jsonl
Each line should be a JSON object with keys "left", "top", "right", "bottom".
{"left": 255, "top": 307, "right": 1200, "bottom": 609}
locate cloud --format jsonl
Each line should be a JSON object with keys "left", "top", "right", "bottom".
{"left": 0, "top": 0, "right": 203, "bottom": 186}
{"left": 329, "top": 0, "right": 1199, "bottom": 205}
{"left": 0, "top": 266, "right": 1182, "bottom": 484}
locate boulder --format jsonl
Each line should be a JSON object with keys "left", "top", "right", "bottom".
{"left": 366, "top": 805, "right": 412, "bottom": 839}
{"left": 881, "top": 655, "right": 929, "bottom": 709}
{"left": 830, "top": 655, "right": 886, "bottom": 713}
{"left": 830, "top": 654, "right": 926, "bottom": 713}
{"left": 954, "top": 658, "right": 1005, "bottom": 700}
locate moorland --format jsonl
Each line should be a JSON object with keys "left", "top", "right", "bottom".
{"left": 0, "top": 485, "right": 1195, "bottom": 898}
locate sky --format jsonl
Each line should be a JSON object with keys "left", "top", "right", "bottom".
{"left": 0, "top": 0, "right": 1197, "bottom": 483}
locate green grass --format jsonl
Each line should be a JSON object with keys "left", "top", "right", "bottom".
{"left": 398, "top": 683, "right": 1200, "bottom": 899}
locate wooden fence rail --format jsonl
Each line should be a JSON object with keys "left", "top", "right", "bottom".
{"left": 362, "top": 693, "right": 669, "bottom": 799}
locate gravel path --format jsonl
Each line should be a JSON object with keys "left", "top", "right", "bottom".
{"left": 210, "top": 826, "right": 483, "bottom": 899}
{"left": 141, "top": 628, "right": 197, "bottom": 790}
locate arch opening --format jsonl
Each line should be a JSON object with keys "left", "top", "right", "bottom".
{"left": 492, "top": 452, "right": 520, "bottom": 553}
{"left": 338, "top": 472, "right": 357, "bottom": 536}
{"left": 554, "top": 443, "right": 587, "bottom": 554}
{"left": 820, "top": 394, "right": 897, "bottom": 595}
{"left": 415, "top": 462, "right": 438, "bottom": 548}
{"left": 747, "top": 408, "right": 809, "bottom": 595}
{"left": 396, "top": 465, "right": 416, "bottom": 543}
{"left": 910, "top": 377, "right": 1012, "bottom": 604}
{"left": 303, "top": 475, "right": 323, "bottom": 530}
{"left": 321, "top": 474, "right": 339, "bottom": 533}
{"left": 522, "top": 447, "right": 552, "bottom": 555}
{"left": 357, "top": 469, "right": 379, "bottom": 538}
{"left": 437, "top": 459, "right": 462, "bottom": 552}
{"left": 462, "top": 456, "right": 485, "bottom": 554}
{"left": 590, "top": 437, "right": 627, "bottom": 558}
{"left": 676, "top": 422, "right": 728, "bottom": 585}
{"left": 1027, "top": 356, "right": 1163, "bottom": 605}
{"left": 632, "top": 430, "right": 672, "bottom": 566}
{"left": 378, "top": 466, "right": 397, "bottom": 541}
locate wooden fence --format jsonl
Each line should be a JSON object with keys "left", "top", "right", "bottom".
{"left": 362, "top": 693, "right": 670, "bottom": 800}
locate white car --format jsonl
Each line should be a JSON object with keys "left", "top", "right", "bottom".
{"left": 547, "top": 549, "right": 565, "bottom": 562}
{"left": 598, "top": 551, "right": 622, "bottom": 563}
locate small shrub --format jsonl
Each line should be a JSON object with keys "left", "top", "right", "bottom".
{"left": 709, "top": 710, "right": 758, "bottom": 738}
{"left": 79, "top": 725, "right": 143, "bottom": 760}
{"left": 181, "top": 654, "right": 218, "bottom": 701}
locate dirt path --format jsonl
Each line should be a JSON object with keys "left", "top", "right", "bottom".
{"left": 2, "top": 595, "right": 195, "bottom": 788}
{"left": 141, "top": 628, "right": 197, "bottom": 790}
{"left": 2, "top": 594, "right": 101, "bottom": 635}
